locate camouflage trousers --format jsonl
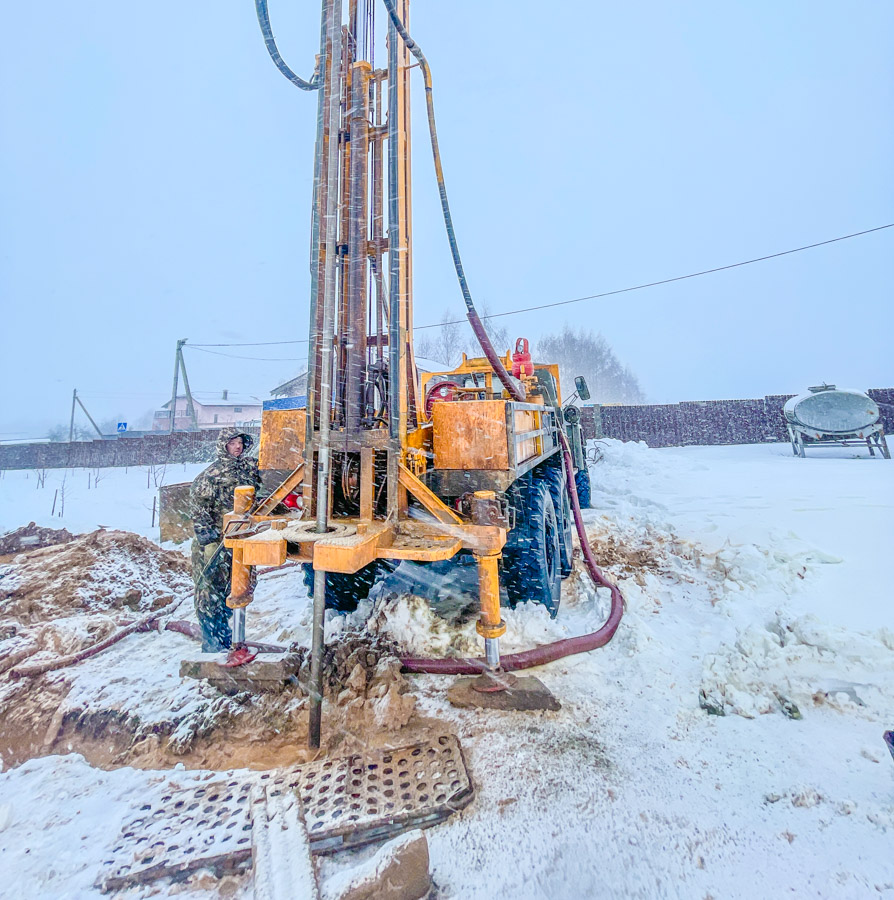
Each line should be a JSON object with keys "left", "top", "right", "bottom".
{"left": 191, "top": 539, "right": 233, "bottom": 652}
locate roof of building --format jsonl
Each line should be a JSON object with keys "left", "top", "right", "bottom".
{"left": 161, "top": 396, "right": 262, "bottom": 409}
{"left": 271, "top": 373, "right": 308, "bottom": 397}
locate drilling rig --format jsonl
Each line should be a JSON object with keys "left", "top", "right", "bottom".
{"left": 219, "top": 0, "right": 619, "bottom": 745}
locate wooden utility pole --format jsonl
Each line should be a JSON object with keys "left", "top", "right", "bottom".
{"left": 75, "top": 393, "right": 104, "bottom": 438}
{"left": 169, "top": 339, "right": 199, "bottom": 432}
{"left": 169, "top": 340, "right": 183, "bottom": 433}
{"left": 69, "top": 389, "right": 77, "bottom": 442}
{"left": 69, "top": 388, "right": 104, "bottom": 440}
{"left": 179, "top": 349, "right": 199, "bottom": 431}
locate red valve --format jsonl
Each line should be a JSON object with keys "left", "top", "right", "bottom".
{"left": 512, "top": 337, "right": 533, "bottom": 378}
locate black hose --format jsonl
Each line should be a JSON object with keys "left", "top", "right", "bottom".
{"left": 380, "top": 0, "right": 524, "bottom": 402}
{"left": 379, "top": 0, "right": 625, "bottom": 667}
{"left": 255, "top": 0, "right": 319, "bottom": 91}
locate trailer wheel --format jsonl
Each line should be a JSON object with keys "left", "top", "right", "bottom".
{"left": 301, "top": 562, "right": 380, "bottom": 613}
{"left": 542, "top": 466, "right": 574, "bottom": 577}
{"left": 502, "top": 480, "right": 561, "bottom": 617}
{"left": 574, "top": 467, "right": 592, "bottom": 509}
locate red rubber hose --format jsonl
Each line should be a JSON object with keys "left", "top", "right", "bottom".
{"left": 159, "top": 445, "right": 624, "bottom": 678}
{"left": 401, "top": 430, "right": 624, "bottom": 675}
{"left": 381, "top": 0, "right": 623, "bottom": 673}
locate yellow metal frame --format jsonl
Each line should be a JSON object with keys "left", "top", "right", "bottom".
{"left": 418, "top": 354, "right": 562, "bottom": 422}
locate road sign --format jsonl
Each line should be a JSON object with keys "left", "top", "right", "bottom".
{"left": 117, "top": 422, "right": 127, "bottom": 433}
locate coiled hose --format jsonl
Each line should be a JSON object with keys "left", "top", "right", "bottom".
{"left": 381, "top": 0, "right": 625, "bottom": 674}
{"left": 254, "top": 0, "right": 319, "bottom": 91}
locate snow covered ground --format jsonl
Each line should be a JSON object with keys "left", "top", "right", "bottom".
{"left": 1, "top": 442, "right": 892, "bottom": 899}
{"left": 0, "top": 463, "right": 206, "bottom": 541}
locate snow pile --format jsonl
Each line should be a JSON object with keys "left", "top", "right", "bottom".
{"left": 700, "top": 613, "right": 894, "bottom": 720}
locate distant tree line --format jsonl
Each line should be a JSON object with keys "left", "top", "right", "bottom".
{"left": 46, "top": 411, "right": 155, "bottom": 442}
{"left": 537, "top": 326, "right": 644, "bottom": 404}
{"left": 415, "top": 310, "right": 644, "bottom": 404}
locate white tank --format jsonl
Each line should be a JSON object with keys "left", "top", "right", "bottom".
{"left": 783, "top": 386, "right": 879, "bottom": 434}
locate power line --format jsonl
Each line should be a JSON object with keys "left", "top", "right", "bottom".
{"left": 417, "top": 222, "right": 894, "bottom": 330}
{"left": 186, "top": 345, "right": 307, "bottom": 362}
{"left": 187, "top": 223, "right": 893, "bottom": 346}
{"left": 191, "top": 339, "right": 307, "bottom": 348}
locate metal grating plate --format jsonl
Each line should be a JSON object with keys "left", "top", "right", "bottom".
{"left": 98, "top": 778, "right": 255, "bottom": 892}
{"left": 263, "top": 733, "right": 474, "bottom": 853}
{"left": 97, "top": 734, "right": 472, "bottom": 891}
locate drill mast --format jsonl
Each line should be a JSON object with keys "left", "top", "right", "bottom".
{"left": 223, "top": 0, "right": 606, "bottom": 745}
{"left": 305, "top": 0, "right": 417, "bottom": 526}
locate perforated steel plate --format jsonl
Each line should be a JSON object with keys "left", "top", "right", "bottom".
{"left": 265, "top": 733, "right": 474, "bottom": 853}
{"left": 97, "top": 734, "right": 472, "bottom": 891}
{"left": 98, "top": 777, "right": 255, "bottom": 892}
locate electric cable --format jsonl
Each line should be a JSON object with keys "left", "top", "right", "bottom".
{"left": 188, "top": 222, "right": 894, "bottom": 348}
{"left": 254, "top": 0, "right": 319, "bottom": 91}
{"left": 186, "top": 345, "right": 306, "bottom": 362}
{"left": 192, "top": 339, "right": 309, "bottom": 347}
{"left": 441, "top": 222, "right": 894, "bottom": 326}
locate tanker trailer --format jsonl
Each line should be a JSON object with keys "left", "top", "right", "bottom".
{"left": 783, "top": 384, "right": 890, "bottom": 458}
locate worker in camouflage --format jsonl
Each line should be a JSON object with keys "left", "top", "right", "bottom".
{"left": 190, "top": 426, "right": 263, "bottom": 652}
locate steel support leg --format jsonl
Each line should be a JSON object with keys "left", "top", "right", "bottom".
{"left": 475, "top": 551, "right": 506, "bottom": 668}
{"left": 232, "top": 607, "right": 246, "bottom": 645}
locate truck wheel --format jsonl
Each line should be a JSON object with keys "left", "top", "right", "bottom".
{"left": 502, "top": 480, "right": 561, "bottom": 618}
{"left": 301, "top": 562, "right": 380, "bottom": 613}
{"left": 574, "top": 467, "right": 592, "bottom": 509}
{"left": 542, "top": 466, "right": 574, "bottom": 577}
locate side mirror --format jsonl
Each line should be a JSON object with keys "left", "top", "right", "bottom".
{"left": 575, "top": 376, "right": 590, "bottom": 401}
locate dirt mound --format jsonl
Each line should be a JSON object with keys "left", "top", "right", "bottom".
{"left": 587, "top": 529, "right": 664, "bottom": 575}
{"left": 288, "top": 631, "right": 403, "bottom": 695}
{"left": 0, "top": 529, "right": 191, "bottom": 624}
{"left": 0, "top": 647, "right": 426, "bottom": 772}
{"left": 589, "top": 534, "right": 661, "bottom": 573}
{"left": 0, "top": 522, "right": 76, "bottom": 558}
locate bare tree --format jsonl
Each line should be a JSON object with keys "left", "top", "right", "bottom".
{"left": 467, "top": 301, "right": 511, "bottom": 358}
{"left": 58, "top": 472, "right": 68, "bottom": 518}
{"left": 35, "top": 469, "right": 47, "bottom": 489}
{"left": 537, "top": 325, "right": 645, "bottom": 404}
{"left": 415, "top": 310, "right": 464, "bottom": 368}
{"left": 149, "top": 462, "right": 168, "bottom": 488}
{"left": 47, "top": 424, "right": 92, "bottom": 442}
{"left": 416, "top": 302, "right": 516, "bottom": 371}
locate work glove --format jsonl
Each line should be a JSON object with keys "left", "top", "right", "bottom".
{"left": 194, "top": 525, "right": 221, "bottom": 547}
{"left": 202, "top": 542, "right": 219, "bottom": 568}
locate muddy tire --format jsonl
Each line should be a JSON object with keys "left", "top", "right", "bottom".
{"left": 542, "top": 466, "right": 574, "bottom": 578}
{"left": 301, "top": 562, "right": 380, "bottom": 613}
{"left": 574, "top": 467, "right": 592, "bottom": 509}
{"left": 502, "top": 480, "right": 562, "bottom": 618}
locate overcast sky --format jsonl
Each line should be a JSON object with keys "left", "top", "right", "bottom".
{"left": 1, "top": 1, "right": 891, "bottom": 439}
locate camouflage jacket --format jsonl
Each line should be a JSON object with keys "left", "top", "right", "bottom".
{"left": 190, "top": 427, "right": 262, "bottom": 545}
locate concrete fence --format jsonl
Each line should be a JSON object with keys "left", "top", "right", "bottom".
{"left": 2, "top": 388, "right": 892, "bottom": 469}
{"left": 581, "top": 389, "right": 894, "bottom": 449}
{"left": 0, "top": 427, "right": 261, "bottom": 471}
